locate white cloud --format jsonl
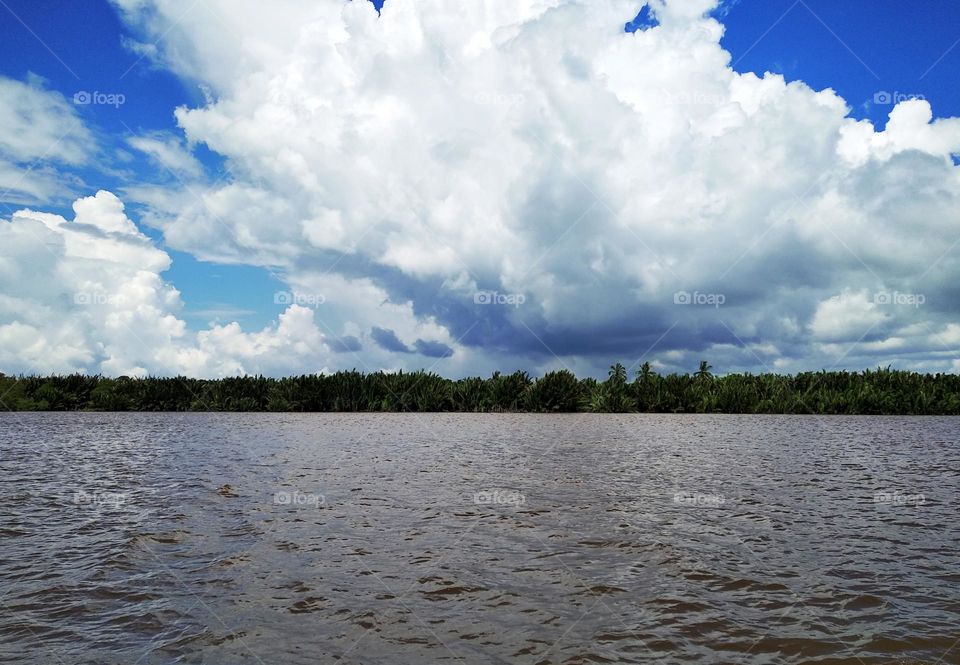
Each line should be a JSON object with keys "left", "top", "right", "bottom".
{"left": 127, "top": 133, "right": 204, "bottom": 179}
{"left": 2, "top": 0, "right": 959, "bottom": 376}
{"left": 0, "top": 76, "right": 95, "bottom": 204}
{"left": 0, "top": 191, "right": 345, "bottom": 377}
{"left": 810, "top": 290, "right": 887, "bottom": 342}
{"left": 104, "top": 0, "right": 960, "bottom": 375}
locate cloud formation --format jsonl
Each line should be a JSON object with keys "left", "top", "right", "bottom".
{"left": 0, "top": 190, "right": 339, "bottom": 376}
{"left": 3, "top": 0, "right": 960, "bottom": 377}
{"left": 0, "top": 76, "right": 94, "bottom": 204}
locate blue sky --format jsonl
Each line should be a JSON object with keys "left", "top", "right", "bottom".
{"left": 0, "top": 0, "right": 271, "bottom": 325}
{"left": 1, "top": 0, "right": 960, "bottom": 377}
{"left": 719, "top": 0, "right": 960, "bottom": 129}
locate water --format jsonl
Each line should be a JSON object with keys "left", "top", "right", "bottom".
{"left": 0, "top": 413, "right": 957, "bottom": 664}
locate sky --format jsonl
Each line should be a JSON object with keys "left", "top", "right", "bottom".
{"left": 1, "top": 0, "right": 960, "bottom": 378}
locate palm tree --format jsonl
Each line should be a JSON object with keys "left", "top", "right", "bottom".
{"left": 6, "top": 363, "right": 960, "bottom": 414}
{"left": 694, "top": 361, "right": 713, "bottom": 381}
{"left": 523, "top": 370, "right": 582, "bottom": 412}
{"left": 637, "top": 362, "right": 654, "bottom": 385}
{"left": 608, "top": 363, "right": 628, "bottom": 386}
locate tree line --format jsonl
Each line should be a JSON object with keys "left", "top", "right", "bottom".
{"left": 2, "top": 363, "right": 959, "bottom": 414}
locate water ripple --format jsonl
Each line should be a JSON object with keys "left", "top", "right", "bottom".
{"left": 1, "top": 413, "right": 957, "bottom": 664}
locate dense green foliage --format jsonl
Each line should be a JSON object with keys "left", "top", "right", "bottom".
{"left": 2, "top": 363, "right": 959, "bottom": 414}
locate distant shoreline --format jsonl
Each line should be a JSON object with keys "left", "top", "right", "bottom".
{"left": 3, "top": 365, "right": 958, "bottom": 415}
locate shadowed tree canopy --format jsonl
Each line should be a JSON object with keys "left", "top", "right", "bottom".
{"left": 1, "top": 366, "right": 959, "bottom": 414}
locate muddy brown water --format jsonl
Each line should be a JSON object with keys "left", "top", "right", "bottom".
{"left": 0, "top": 413, "right": 957, "bottom": 664}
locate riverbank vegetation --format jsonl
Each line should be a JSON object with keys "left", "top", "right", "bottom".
{"left": 1, "top": 364, "right": 959, "bottom": 414}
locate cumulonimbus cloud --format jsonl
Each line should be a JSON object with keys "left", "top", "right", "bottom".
{"left": 4, "top": 0, "right": 960, "bottom": 377}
